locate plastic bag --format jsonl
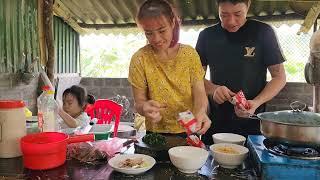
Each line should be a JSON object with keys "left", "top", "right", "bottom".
{"left": 67, "top": 138, "right": 125, "bottom": 164}
{"left": 67, "top": 142, "right": 108, "bottom": 164}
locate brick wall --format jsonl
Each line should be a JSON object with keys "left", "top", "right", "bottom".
{"left": 0, "top": 76, "right": 312, "bottom": 119}
{"left": 80, "top": 78, "right": 134, "bottom": 122}
{"left": 80, "top": 78, "right": 134, "bottom": 107}
{"left": 80, "top": 78, "right": 314, "bottom": 112}
{"left": 0, "top": 73, "right": 39, "bottom": 113}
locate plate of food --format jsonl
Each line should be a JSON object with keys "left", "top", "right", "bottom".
{"left": 108, "top": 154, "right": 156, "bottom": 175}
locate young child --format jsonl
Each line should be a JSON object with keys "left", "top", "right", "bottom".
{"left": 58, "top": 85, "right": 94, "bottom": 130}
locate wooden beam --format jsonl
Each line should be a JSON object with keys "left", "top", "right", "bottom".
{"left": 37, "top": 0, "right": 46, "bottom": 66}
{"left": 298, "top": 2, "right": 320, "bottom": 34}
{"left": 53, "top": 0, "right": 86, "bottom": 34}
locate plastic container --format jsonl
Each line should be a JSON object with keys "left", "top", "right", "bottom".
{"left": 37, "top": 88, "right": 57, "bottom": 132}
{"left": 89, "top": 124, "right": 112, "bottom": 140}
{"left": 0, "top": 100, "right": 26, "bottom": 158}
{"left": 20, "top": 132, "right": 94, "bottom": 170}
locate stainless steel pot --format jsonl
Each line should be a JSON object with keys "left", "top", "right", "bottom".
{"left": 251, "top": 102, "right": 320, "bottom": 147}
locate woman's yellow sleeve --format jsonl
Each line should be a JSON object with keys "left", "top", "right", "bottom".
{"left": 189, "top": 48, "right": 205, "bottom": 84}
{"left": 128, "top": 52, "right": 147, "bottom": 90}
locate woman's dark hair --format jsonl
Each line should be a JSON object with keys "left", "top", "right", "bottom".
{"left": 136, "top": 0, "right": 180, "bottom": 47}
{"left": 63, "top": 85, "right": 94, "bottom": 109}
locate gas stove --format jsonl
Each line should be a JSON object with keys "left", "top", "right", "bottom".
{"left": 247, "top": 135, "right": 320, "bottom": 180}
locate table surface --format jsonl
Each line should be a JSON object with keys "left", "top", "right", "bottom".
{"left": 0, "top": 147, "right": 258, "bottom": 180}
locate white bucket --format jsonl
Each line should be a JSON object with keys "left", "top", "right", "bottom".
{"left": 0, "top": 100, "right": 26, "bottom": 158}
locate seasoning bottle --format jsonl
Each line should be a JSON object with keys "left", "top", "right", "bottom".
{"left": 37, "top": 87, "right": 57, "bottom": 132}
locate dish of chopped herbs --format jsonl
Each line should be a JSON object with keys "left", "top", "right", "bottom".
{"left": 142, "top": 133, "right": 167, "bottom": 147}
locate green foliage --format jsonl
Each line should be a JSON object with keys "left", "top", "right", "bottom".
{"left": 80, "top": 27, "right": 312, "bottom": 82}
{"left": 80, "top": 34, "right": 145, "bottom": 77}
{"left": 284, "top": 61, "right": 305, "bottom": 82}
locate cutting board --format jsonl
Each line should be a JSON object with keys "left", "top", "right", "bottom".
{"left": 111, "top": 125, "right": 136, "bottom": 138}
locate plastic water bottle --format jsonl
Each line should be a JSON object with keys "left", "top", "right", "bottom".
{"left": 37, "top": 87, "right": 57, "bottom": 132}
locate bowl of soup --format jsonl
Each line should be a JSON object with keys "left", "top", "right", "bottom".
{"left": 209, "top": 143, "right": 248, "bottom": 169}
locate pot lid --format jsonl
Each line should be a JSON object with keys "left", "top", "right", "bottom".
{"left": 258, "top": 110, "right": 320, "bottom": 127}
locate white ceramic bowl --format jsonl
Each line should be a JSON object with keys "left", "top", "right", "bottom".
{"left": 168, "top": 146, "right": 209, "bottom": 173}
{"left": 210, "top": 143, "right": 249, "bottom": 169}
{"left": 108, "top": 154, "right": 155, "bottom": 175}
{"left": 212, "top": 133, "right": 246, "bottom": 145}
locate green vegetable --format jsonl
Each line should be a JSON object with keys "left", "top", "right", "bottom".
{"left": 142, "top": 133, "right": 166, "bottom": 146}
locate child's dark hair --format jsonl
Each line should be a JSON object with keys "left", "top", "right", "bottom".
{"left": 136, "top": 0, "right": 180, "bottom": 47}
{"left": 63, "top": 85, "right": 95, "bottom": 108}
{"left": 216, "top": 0, "right": 250, "bottom": 5}
{"left": 87, "top": 94, "right": 95, "bottom": 105}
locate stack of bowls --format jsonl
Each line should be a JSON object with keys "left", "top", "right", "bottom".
{"left": 210, "top": 133, "right": 249, "bottom": 169}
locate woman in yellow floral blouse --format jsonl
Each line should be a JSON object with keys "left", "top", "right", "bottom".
{"left": 128, "top": 0, "right": 211, "bottom": 135}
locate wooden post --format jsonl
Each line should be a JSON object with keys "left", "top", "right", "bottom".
{"left": 312, "top": 16, "right": 320, "bottom": 113}
{"left": 37, "top": 0, "right": 46, "bottom": 67}
{"left": 43, "top": 0, "right": 55, "bottom": 83}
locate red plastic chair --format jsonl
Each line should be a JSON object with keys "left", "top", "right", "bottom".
{"left": 86, "top": 99, "right": 122, "bottom": 137}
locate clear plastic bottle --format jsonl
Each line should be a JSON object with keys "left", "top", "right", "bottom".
{"left": 37, "top": 87, "right": 57, "bottom": 132}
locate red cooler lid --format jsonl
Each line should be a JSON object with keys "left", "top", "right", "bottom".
{"left": 0, "top": 100, "right": 25, "bottom": 109}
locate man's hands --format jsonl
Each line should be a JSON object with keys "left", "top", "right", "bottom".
{"left": 234, "top": 100, "right": 261, "bottom": 118}
{"left": 213, "top": 86, "right": 236, "bottom": 104}
{"left": 213, "top": 86, "right": 262, "bottom": 119}
{"left": 142, "top": 100, "right": 166, "bottom": 123}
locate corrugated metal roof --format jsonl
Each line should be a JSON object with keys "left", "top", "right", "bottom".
{"left": 54, "top": 0, "right": 316, "bottom": 34}
{"left": 54, "top": 17, "right": 80, "bottom": 73}
{"left": 0, "top": 0, "right": 40, "bottom": 73}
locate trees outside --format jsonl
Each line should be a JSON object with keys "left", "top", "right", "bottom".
{"left": 80, "top": 24, "right": 313, "bottom": 82}
{"left": 80, "top": 33, "right": 146, "bottom": 77}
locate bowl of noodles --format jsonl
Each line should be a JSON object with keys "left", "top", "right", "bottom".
{"left": 209, "top": 143, "right": 249, "bottom": 169}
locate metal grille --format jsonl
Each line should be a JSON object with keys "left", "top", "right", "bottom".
{"left": 274, "top": 25, "right": 312, "bottom": 82}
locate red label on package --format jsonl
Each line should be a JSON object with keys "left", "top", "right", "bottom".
{"left": 178, "top": 111, "right": 197, "bottom": 135}
{"left": 186, "top": 135, "right": 205, "bottom": 149}
{"left": 230, "top": 90, "right": 250, "bottom": 110}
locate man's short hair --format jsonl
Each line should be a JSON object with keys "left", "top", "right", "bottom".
{"left": 216, "top": 0, "right": 250, "bottom": 6}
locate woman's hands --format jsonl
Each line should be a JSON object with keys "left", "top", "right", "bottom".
{"left": 142, "top": 100, "right": 166, "bottom": 123}
{"left": 194, "top": 112, "right": 211, "bottom": 134}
